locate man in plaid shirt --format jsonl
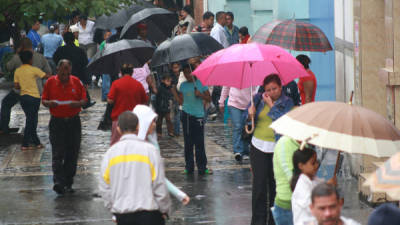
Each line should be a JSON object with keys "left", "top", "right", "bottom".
{"left": 192, "top": 11, "right": 215, "bottom": 35}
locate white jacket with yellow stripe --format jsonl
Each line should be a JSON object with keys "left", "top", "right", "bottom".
{"left": 99, "top": 134, "right": 171, "bottom": 214}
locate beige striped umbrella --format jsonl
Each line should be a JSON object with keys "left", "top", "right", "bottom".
{"left": 363, "top": 152, "right": 400, "bottom": 200}
{"left": 270, "top": 101, "right": 400, "bottom": 157}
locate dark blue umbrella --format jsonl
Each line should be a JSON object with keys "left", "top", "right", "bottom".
{"left": 120, "top": 7, "right": 178, "bottom": 44}
{"left": 87, "top": 39, "right": 154, "bottom": 75}
{"left": 151, "top": 32, "right": 223, "bottom": 67}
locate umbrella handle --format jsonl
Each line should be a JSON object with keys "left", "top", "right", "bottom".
{"left": 333, "top": 151, "right": 341, "bottom": 178}
{"left": 245, "top": 117, "right": 255, "bottom": 134}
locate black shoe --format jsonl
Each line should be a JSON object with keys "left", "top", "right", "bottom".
{"left": 65, "top": 186, "right": 75, "bottom": 194}
{"left": 83, "top": 101, "right": 96, "bottom": 109}
{"left": 234, "top": 153, "right": 242, "bottom": 162}
{"left": 53, "top": 183, "right": 65, "bottom": 195}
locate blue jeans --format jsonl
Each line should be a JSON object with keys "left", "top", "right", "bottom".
{"left": 20, "top": 95, "right": 41, "bottom": 147}
{"left": 101, "top": 74, "right": 111, "bottom": 101}
{"left": 228, "top": 106, "right": 249, "bottom": 155}
{"left": 271, "top": 204, "right": 293, "bottom": 225}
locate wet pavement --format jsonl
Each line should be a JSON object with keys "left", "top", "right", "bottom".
{"left": 0, "top": 87, "right": 373, "bottom": 224}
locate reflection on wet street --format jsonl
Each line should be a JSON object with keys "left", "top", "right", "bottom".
{"left": 0, "top": 88, "right": 372, "bottom": 224}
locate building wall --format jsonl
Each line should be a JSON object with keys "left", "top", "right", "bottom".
{"left": 334, "top": 0, "right": 355, "bottom": 103}
{"left": 353, "top": 0, "right": 387, "bottom": 117}
{"left": 309, "top": 0, "right": 335, "bottom": 101}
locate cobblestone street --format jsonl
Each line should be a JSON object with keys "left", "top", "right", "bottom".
{"left": 0, "top": 88, "right": 372, "bottom": 225}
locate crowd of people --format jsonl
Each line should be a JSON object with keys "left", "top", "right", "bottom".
{"left": 0, "top": 5, "right": 386, "bottom": 225}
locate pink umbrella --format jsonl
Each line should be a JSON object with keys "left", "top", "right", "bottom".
{"left": 192, "top": 43, "right": 309, "bottom": 89}
{"left": 192, "top": 43, "right": 309, "bottom": 133}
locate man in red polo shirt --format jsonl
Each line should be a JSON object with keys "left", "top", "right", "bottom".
{"left": 108, "top": 63, "right": 148, "bottom": 145}
{"left": 42, "top": 59, "right": 87, "bottom": 195}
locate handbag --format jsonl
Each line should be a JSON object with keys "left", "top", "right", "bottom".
{"left": 241, "top": 97, "right": 262, "bottom": 142}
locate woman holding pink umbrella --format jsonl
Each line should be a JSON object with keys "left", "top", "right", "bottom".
{"left": 243, "top": 74, "right": 294, "bottom": 225}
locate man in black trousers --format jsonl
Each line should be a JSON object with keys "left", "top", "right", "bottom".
{"left": 42, "top": 59, "right": 87, "bottom": 194}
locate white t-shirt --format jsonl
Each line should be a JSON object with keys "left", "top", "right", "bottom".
{"left": 210, "top": 23, "right": 229, "bottom": 48}
{"left": 302, "top": 216, "right": 360, "bottom": 225}
{"left": 77, "top": 20, "right": 95, "bottom": 45}
{"left": 292, "top": 174, "right": 323, "bottom": 225}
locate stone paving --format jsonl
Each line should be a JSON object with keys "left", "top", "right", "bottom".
{"left": 0, "top": 87, "right": 373, "bottom": 225}
{"left": 0, "top": 88, "right": 248, "bottom": 177}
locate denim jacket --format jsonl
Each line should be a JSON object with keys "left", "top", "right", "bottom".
{"left": 224, "top": 25, "right": 240, "bottom": 46}
{"left": 242, "top": 92, "right": 294, "bottom": 141}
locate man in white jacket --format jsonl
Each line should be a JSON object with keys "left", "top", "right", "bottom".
{"left": 210, "top": 11, "right": 229, "bottom": 48}
{"left": 99, "top": 111, "right": 171, "bottom": 225}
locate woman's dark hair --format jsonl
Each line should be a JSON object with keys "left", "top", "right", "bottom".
{"left": 296, "top": 54, "right": 311, "bottom": 69}
{"left": 290, "top": 147, "right": 317, "bottom": 191}
{"left": 203, "top": 11, "right": 214, "bottom": 20}
{"left": 182, "top": 5, "right": 192, "bottom": 15}
{"left": 239, "top": 26, "right": 249, "bottom": 36}
{"left": 263, "top": 74, "right": 282, "bottom": 87}
{"left": 80, "top": 14, "right": 88, "bottom": 21}
{"left": 19, "top": 51, "right": 33, "bottom": 64}
{"left": 63, "top": 32, "right": 74, "bottom": 45}
{"left": 121, "top": 64, "right": 134, "bottom": 75}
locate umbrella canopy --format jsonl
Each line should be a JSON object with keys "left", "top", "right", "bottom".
{"left": 192, "top": 43, "right": 310, "bottom": 89}
{"left": 363, "top": 152, "right": 400, "bottom": 200}
{"left": 151, "top": 32, "right": 223, "bottom": 67}
{"left": 95, "top": 1, "right": 154, "bottom": 30}
{"left": 120, "top": 6, "right": 178, "bottom": 44}
{"left": 270, "top": 101, "right": 400, "bottom": 157}
{"left": 252, "top": 20, "right": 333, "bottom": 52}
{"left": 87, "top": 39, "right": 154, "bottom": 75}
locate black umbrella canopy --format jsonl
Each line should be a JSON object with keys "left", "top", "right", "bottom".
{"left": 120, "top": 7, "right": 178, "bottom": 44}
{"left": 151, "top": 32, "right": 224, "bottom": 67}
{"left": 88, "top": 39, "right": 154, "bottom": 75}
{"left": 95, "top": 0, "right": 155, "bottom": 30}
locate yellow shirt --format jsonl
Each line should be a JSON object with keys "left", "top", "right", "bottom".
{"left": 253, "top": 104, "right": 275, "bottom": 142}
{"left": 14, "top": 64, "right": 46, "bottom": 98}
{"left": 61, "top": 39, "right": 79, "bottom": 47}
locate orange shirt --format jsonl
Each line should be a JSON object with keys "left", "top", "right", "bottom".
{"left": 42, "top": 75, "right": 87, "bottom": 118}
{"left": 298, "top": 69, "right": 317, "bottom": 105}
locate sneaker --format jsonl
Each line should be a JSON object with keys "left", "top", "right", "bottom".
{"left": 234, "top": 153, "right": 242, "bottom": 162}
{"left": 53, "top": 183, "right": 65, "bottom": 195}
{"left": 65, "top": 186, "right": 75, "bottom": 194}
{"left": 183, "top": 169, "right": 194, "bottom": 175}
{"left": 242, "top": 155, "right": 250, "bottom": 160}
{"left": 199, "top": 168, "right": 213, "bottom": 175}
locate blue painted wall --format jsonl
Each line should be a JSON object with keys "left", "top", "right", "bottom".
{"left": 309, "top": 0, "right": 335, "bottom": 101}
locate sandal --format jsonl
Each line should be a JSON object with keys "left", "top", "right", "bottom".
{"left": 35, "top": 144, "right": 44, "bottom": 149}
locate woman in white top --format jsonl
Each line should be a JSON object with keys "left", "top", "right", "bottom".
{"left": 77, "top": 15, "right": 96, "bottom": 59}
{"left": 291, "top": 148, "right": 336, "bottom": 225}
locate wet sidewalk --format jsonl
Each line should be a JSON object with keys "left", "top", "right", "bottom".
{"left": 0, "top": 88, "right": 372, "bottom": 224}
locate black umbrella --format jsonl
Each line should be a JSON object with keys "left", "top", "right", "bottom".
{"left": 151, "top": 32, "right": 224, "bottom": 67}
{"left": 95, "top": 1, "right": 154, "bottom": 30}
{"left": 87, "top": 39, "right": 154, "bottom": 75}
{"left": 120, "top": 7, "right": 178, "bottom": 44}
